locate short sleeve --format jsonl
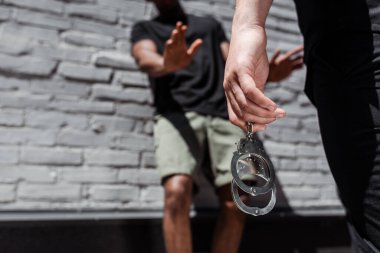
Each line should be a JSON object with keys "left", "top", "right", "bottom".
{"left": 130, "top": 22, "right": 151, "bottom": 44}
{"left": 215, "top": 20, "right": 228, "bottom": 43}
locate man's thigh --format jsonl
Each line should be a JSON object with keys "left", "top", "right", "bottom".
{"left": 154, "top": 112, "right": 207, "bottom": 181}
{"left": 206, "top": 116, "right": 244, "bottom": 188}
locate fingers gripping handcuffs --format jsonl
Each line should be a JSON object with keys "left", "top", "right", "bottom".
{"left": 230, "top": 122, "right": 277, "bottom": 216}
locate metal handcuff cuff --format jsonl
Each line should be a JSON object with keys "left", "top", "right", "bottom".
{"left": 230, "top": 122, "right": 277, "bottom": 216}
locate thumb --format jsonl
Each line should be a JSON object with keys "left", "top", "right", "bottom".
{"left": 187, "top": 39, "right": 203, "bottom": 58}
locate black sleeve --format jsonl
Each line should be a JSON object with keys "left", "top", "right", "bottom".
{"left": 130, "top": 22, "right": 151, "bottom": 44}
{"left": 215, "top": 20, "right": 228, "bottom": 43}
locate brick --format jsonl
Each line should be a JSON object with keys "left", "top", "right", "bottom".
{"left": 285, "top": 187, "right": 320, "bottom": 200}
{"left": 280, "top": 128, "right": 320, "bottom": 144}
{"left": 33, "top": 45, "right": 93, "bottom": 64}
{"left": 0, "top": 166, "right": 55, "bottom": 183}
{"left": 62, "top": 31, "right": 114, "bottom": 49}
{"left": 50, "top": 100, "right": 114, "bottom": 114}
{"left": 144, "top": 120, "right": 154, "bottom": 135}
{"left": 264, "top": 141, "right": 296, "bottom": 158}
{"left": 297, "top": 93, "right": 311, "bottom": 105}
{"left": 141, "top": 186, "right": 163, "bottom": 202}
{"left": 114, "top": 71, "right": 149, "bottom": 87}
{"left": 26, "top": 110, "right": 87, "bottom": 130}
{"left": 117, "top": 104, "right": 154, "bottom": 119}
{"left": 276, "top": 171, "right": 303, "bottom": 186}
{"left": 90, "top": 115, "right": 134, "bottom": 133}
{"left": 14, "top": 9, "right": 72, "bottom": 30}
{"left": 182, "top": 2, "right": 214, "bottom": 16}
{"left": 270, "top": 116, "right": 300, "bottom": 129}
{"left": 93, "top": 51, "right": 138, "bottom": 70}
{"left": 21, "top": 147, "right": 82, "bottom": 165}
{"left": 57, "top": 130, "right": 109, "bottom": 147}
{"left": 0, "top": 109, "right": 23, "bottom": 126}
{"left": 320, "top": 185, "right": 339, "bottom": 200}
{"left": 85, "top": 149, "right": 139, "bottom": 167}
{"left": 61, "top": 167, "right": 118, "bottom": 183}
{"left": 1, "top": 23, "right": 59, "bottom": 43}
{"left": 100, "top": 0, "right": 146, "bottom": 21}
{"left": 66, "top": 4, "right": 117, "bottom": 23}
{"left": 282, "top": 103, "right": 317, "bottom": 118}
{"left": 302, "top": 172, "right": 336, "bottom": 186}
{"left": 266, "top": 87, "right": 296, "bottom": 103}
{"left": 0, "top": 54, "right": 57, "bottom": 77}
{"left": 3, "top": 0, "right": 64, "bottom": 14}
{"left": 30, "top": 80, "right": 91, "bottom": 98}
{"left": 0, "top": 35, "right": 32, "bottom": 55}
{"left": 0, "top": 146, "right": 18, "bottom": 164}
{"left": 73, "top": 19, "right": 128, "bottom": 39}
{"left": 116, "top": 40, "right": 131, "bottom": 52}
{"left": 90, "top": 185, "right": 139, "bottom": 202}
{"left": 0, "top": 6, "right": 11, "bottom": 21}
{"left": 0, "top": 92, "right": 51, "bottom": 109}
{"left": 119, "top": 169, "right": 160, "bottom": 185}
{"left": 19, "top": 184, "right": 81, "bottom": 201}
{"left": 0, "top": 128, "right": 56, "bottom": 146}
{"left": 0, "top": 185, "right": 16, "bottom": 202}
{"left": 296, "top": 144, "right": 324, "bottom": 158}
{"left": 92, "top": 85, "right": 152, "bottom": 104}
{"left": 58, "top": 62, "right": 112, "bottom": 82}
{"left": 0, "top": 77, "right": 29, "bottom": 91}
{"left": 279, "top": 158, "right": 300, "bottom": 171}
{"left": 111, "top": 133, "right": 154, "bottom": 152}
{"left": 269, "top": 4, "right": 298, "bottom": 21}
{"left": 302, "top": 117, "right": 320, "bottom": 133}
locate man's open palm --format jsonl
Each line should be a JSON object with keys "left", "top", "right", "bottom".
{"left": 163, "top": 22, "right": 203, "bottom": 73}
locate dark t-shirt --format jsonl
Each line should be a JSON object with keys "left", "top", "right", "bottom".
{"left": 131, "top": 14, "right": 229, "bottom": 119}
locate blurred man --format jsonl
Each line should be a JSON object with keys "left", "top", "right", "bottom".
{"left": 131, "top": 0, "right": 303, "bottom": 252}
{"left": 224, "top": 0, "right": 380, "bottom": 252}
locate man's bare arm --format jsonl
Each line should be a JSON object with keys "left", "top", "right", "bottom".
{"left": 132, "top": 22, "right": 203, "bottom": 78}
{"left": 224, "top": 0, "right": 284, "bottom": 131}
{"left": 132, "top": 39, "right": 168, "bottom": 77}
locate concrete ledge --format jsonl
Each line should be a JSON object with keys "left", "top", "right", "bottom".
{"left": 0, "top": 207, "right": 345, "bottom": 222}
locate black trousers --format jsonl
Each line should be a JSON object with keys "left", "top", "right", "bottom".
{"left": 305, "top": 34, "right": 380, "bottom": 252}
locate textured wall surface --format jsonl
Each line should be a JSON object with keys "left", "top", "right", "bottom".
{"left": 0, "top": 0, "right": 342, "bottom": 214}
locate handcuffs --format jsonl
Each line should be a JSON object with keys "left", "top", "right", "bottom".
{"left": 231, "top": 122, "right": 277, "bottom": 216}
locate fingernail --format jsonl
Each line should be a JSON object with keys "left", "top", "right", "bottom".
{"left": 276, "top": 113, "right": 286, "bottom": 119}
{"left": 267, "top": 105, "right": 277, "bottom": 111}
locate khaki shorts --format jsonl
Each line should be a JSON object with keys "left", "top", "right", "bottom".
{"left": 153, "top": 112, "right": 244, "bottom": 188}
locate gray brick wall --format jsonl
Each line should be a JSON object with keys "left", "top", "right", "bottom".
{"left": 0, "top": 0, "right": 341, "bottom": 214}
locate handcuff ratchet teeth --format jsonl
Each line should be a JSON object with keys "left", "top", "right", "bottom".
{"left": 230, "top": 122, "right": 277, "bottom": 216}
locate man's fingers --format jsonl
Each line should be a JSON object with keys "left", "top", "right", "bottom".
{"left": 239, "top": 74, "right": 277, "bottom": 111}
{"left": 226, "top": 99, "right": 246, "bottom": 130}
{"left": 245, "top": 100, "right": 286, "bottom": 118}
{"left": 292, "top": 62, "right": 304, "bottom": 70}
{"left": 283, "top": 45, "right": 304, "bottom": 59}
{"left": 171, "top": 29, "right": 181, "bottom": 45}
{"left": 177, "top": 25, "right": 187, "bottom": 44}
{"left": 270, "top": 49, "right": 281, "bottom": 64}
{"left": 165, "top": 39, "right": 174, "bottom": 48}
{"left": 226, "top": 90, "right": 243, "bottom": 118}
{"left": 187, "top": 39, "right": 203, "bottom": 58}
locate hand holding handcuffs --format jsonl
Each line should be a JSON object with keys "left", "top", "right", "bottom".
{"left": 230, "top": 122, "right": 276, "bottom": 216}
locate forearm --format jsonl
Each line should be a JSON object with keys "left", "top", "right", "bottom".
{"left": 135, "top": 51, "right": 170, "bottom": 78}
{"left": 233, "top": 0, "right": 272, "bottom": 32}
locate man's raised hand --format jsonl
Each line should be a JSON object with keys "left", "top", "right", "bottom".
{"left": 268, "top": 45, "right": 304, "bottom": 82}
{"left": 163, "top": 22, "right": 203, "bottom": 73}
